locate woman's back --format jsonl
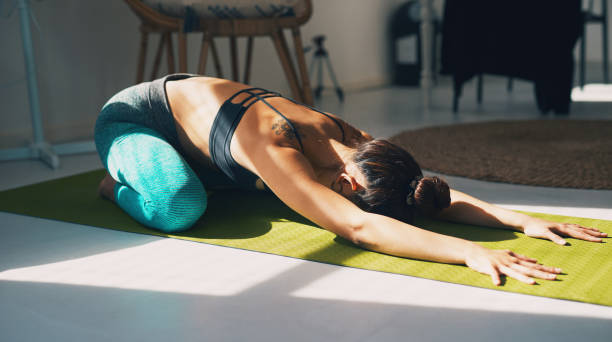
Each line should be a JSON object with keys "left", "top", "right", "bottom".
{"left": 166, "top": 76, "right": 371, "bottom": 188}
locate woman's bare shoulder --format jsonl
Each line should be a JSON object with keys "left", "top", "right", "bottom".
{"left": 322, "top": 112, "right": 374, "bottom": 146}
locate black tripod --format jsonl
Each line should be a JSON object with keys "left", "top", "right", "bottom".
{"left": 307, "top": 35, "right": 344, "bottom": 102}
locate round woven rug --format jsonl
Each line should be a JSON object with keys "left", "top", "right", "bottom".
{"left": 389, "top": 120, "right": 612, "bottom": 189}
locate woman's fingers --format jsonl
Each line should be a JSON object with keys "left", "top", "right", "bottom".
{"left": 497, "top": 251, "right": 561, "bottom": 285}
{"left": 509, "top": 251, "right": 537, "bottom": 263}
{"left": 573, "top": 225, "right": 607, "bottom": 237}
{"left": 545, "top": 231, "right": 567, "bottom": 245}
{"left": 509, "top": 263, "right": 557, "bottom": 280}
{"left": 499, "top": 265, "right": 535, "bottom": 285}
{"left": 517, "top": 260, "right": 561, "bottom": 274}
{"left": 489, "top": 266, "right": 501, "bottom": 286}
{"left": 559, "top": 224, "right": 607, "bottom": 237}
{"left": 579, "top": 228, "right": 607, "bottom": 237}
{"left": 469, "top": 249, "right": 561, "bottom": 286}
{"left": 556, "top": 225, "right": 603, "bottom": 242}
{"left": 569, "top": 224, "right": 606, "bottom": 236}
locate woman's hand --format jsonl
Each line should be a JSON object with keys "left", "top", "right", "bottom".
{"left": 465, "top": 245, "right": 561, "bottom": 285}
{"left": 521, "top": 217, "right": 607, "bottom": 245}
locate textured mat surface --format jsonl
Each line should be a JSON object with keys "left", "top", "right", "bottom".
{"left": 1, "top": 170, "right": 611, "bottom": 306}
{"left": 389, "top": 120, "right": 612, "bottom": 189}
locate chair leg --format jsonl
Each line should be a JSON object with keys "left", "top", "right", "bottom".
{"left": 580, "top": 27, "right": 586, "bottom": 88}
{"left": 291, "top": 28, "right": 313, "bottom": 106}
{"left": 151, "top": 33, "right": 166, "bottom": 80}
{"left": 198, "top": 31, "right": 210, "bottom": 75}
{"left": 210, "top": 38, "right": 223, "bottom": 78}
{"left": 178, "top": 28, "right": 187, "bottom": 73}
{"left": 507, "top": 77, "right": 513, "bottom": 92}
{"left": 136, "top": 27, "right": 149, "bottom": 83}
{"left": 476, "top": 73, "right": 483, "bottom": 104}
{"left": 602, "top": 0, "right": 608, "bottom": 83}
{"left": 230, "top": 36, "right": 239, "bottom": 81}
{"left": 453, "top": 78, "right": 462, "bottom": 113}
{"left": 165, "top": 32, "right": 175, "bottom": 74}
{"left": 243, "top": 36, "right": 254, "bottom": 84}
{"left": 270, "top": 30, "right": 303, "bottom": 102}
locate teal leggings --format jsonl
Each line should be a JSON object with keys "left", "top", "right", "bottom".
{"left": 94, "top": 80, "right": 207, "bottom": 233}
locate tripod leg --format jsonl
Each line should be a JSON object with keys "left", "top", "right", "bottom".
{"left": 315, "top": 56, "right": 324, "bottom": 99}
{"left": 323, "top": 56, "right": 344, "bottom": 102}
{"left": 309, "top": 53, "right": 317, "bottom": 81}
{"left": 309, "top": 56, "right": 322, "bottom": 99}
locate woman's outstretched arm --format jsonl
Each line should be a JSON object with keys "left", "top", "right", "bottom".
{"left": 249, "top": 144, "right": 561, "bottom": 285}
{"left": 435, "top": 189, "right": 607, "bottom": 245}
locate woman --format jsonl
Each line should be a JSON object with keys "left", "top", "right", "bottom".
{"left": 95, "top": 74, "right": 606, "bottom": 286}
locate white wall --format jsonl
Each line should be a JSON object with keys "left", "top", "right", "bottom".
{"left": 1, "top": 0, "right": 609, "bottom": 148}
{"left": 0, "top": 0, "right": 404, "bottom": 148}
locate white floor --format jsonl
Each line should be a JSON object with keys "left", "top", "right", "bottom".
{"left": 1, "top": 76, "right": 612, "bottom": 341}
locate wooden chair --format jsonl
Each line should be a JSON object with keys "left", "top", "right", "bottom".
{"left": 124, "top": 0, "right": 313, "bottom": 105}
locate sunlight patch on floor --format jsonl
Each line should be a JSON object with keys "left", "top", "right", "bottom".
{"left": 571, "top": 84, "right": 612, "bottom": 102}
{"left": 0, "top": 238, "right": 303, "bottom": 296}
{"left": 290, "top": 268, "right": 612, "bottom": 319}
{"left": 494, "top": 204, "right": 612, "bottom": 221}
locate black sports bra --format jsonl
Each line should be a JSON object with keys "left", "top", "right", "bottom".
{"left": 209, "top": 87, "right": 345, "bottom": 190}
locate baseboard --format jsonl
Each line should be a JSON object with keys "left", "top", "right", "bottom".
{"left": 0, "top": 120, "right": 95, "bottom": 150}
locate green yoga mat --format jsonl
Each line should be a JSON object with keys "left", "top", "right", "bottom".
{"left": 1, "top": 170, "right": 611, "bottom": 306}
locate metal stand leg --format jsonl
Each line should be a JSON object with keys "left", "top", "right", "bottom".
{"left": 307, "top": 35, "right": 343, "bottom": 102}
{"left": 315, "top": 55, "right": 323, "bottom": 99}
{"left": 324, "top": 56, "right": 344, "bottom": 102}
{"left": 0, "top": 0, "right": 95, "bottom": 168}
{"left": 420, "top": 0, "right": 434, "bottom": 110}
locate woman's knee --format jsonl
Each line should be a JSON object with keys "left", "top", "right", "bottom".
{"left": 148, "top": 180, "right": 207, "bottom": 233}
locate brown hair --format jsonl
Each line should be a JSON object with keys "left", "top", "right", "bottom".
{"left": 349, "top": 139, "right": 451, "bottom": 223}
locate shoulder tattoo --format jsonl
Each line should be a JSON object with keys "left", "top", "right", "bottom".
{"left": 271, "top": 119, "right": 305, "bottom": 140}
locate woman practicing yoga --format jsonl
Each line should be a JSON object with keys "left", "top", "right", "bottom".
{"left": 95, "top": 74, "right": 606, "bottom": 286}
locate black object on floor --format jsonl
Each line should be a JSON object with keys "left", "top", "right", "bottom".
{"left": 441, "top": 0, "right": 582, "bottom": 115}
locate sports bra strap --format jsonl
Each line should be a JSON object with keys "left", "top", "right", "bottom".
{"left": 284, "top": 97, "right": 345, "bottom": 142}
{"left": 236, "top": 90, "right": 305, "bottom": 152}
{"left": 242, "top": 94, "right": 280, "bottom": 110}
{"left": 227, "top": 87, "right": 279, "bottom": 103}
{"left": 223, "top": 87, "right": 346, "bottom": 152}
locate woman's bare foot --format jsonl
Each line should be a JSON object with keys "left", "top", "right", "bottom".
{"left": 98, "top": 173, "right": 117, "bottom": 202}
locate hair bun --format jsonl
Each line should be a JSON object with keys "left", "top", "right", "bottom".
{"left": 413, "top": 176, "right": 451, "bottom": 217}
